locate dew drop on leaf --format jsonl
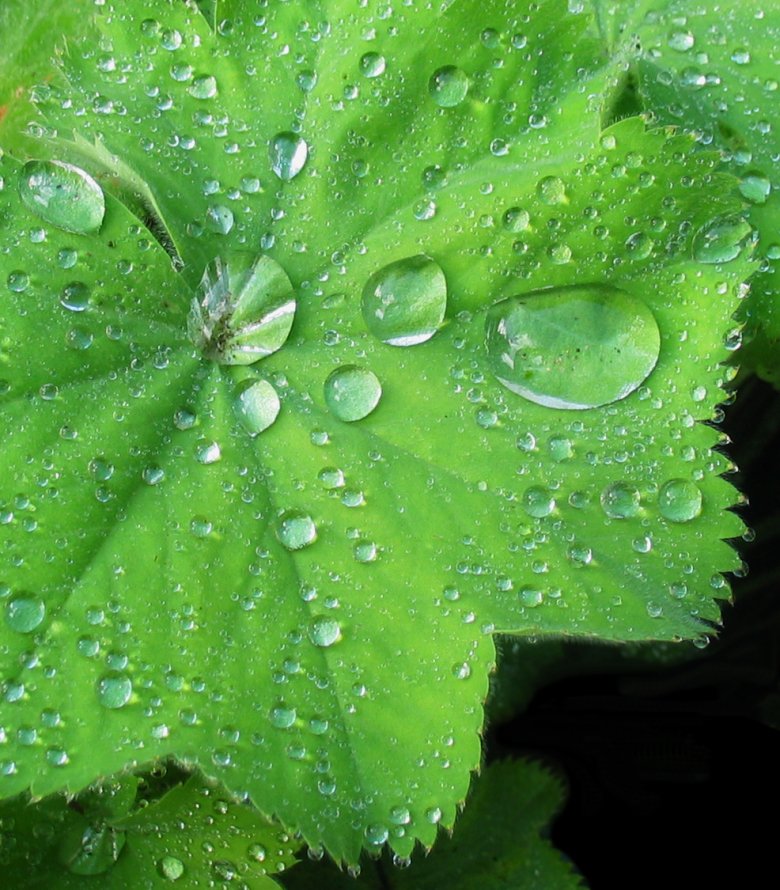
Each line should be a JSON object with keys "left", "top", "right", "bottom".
{"left": 18, "top": 160, "right": 105, "bottom": 235}
{"left": 522, "top": 486, "right": 556, "bottom": 518}
{"left": 270, "top": 703, "right": 297, "bottom": 729}
{"left": 4, "top": 593, "right": 45, "bottom": 634}
{"left": 60, "top": 281, "right": 91, "bottom": 312}
{"left": 205, "top": 204, "right": 234, "bottom": 235}
{"left": 600, "top": 482, "right": 642, "bottom": 519}
{"left": 361, "top": 255, "right": 447, "bottom": 346}
{"left": 234, "top": 379, "right": 280, "bottom": 436}
{"left": 359, "top": 52, "right": 386, "bottom": 78}
{"left": 428, "top": 65, "right": 469, "bottom": 107}
{"left": 269, "top": 132, "right": 308, "bottom": 181}
{"left": 536, "top": 175, "right": 567, "bottom": 205}
{"left": 188, "top": 74, "right": 218, "bottom": 99}
{"left": 324, "top": 366, "right": 382, "bottom": 422}
{"left": 738, "top": 174, "right": 771, "bottom": 205}
{"left": 159, "top": 856, "right": 185, "bottom": 881}
{"left": 484, "top": 285, "right": 660, "bottom": 410}
{"left": 658, "top": 479, "right": 703, "bottom": 523}
{"left": 194, "top": 440, "right": 221, "bottom": 464}
{"left": 308, "top": 616, "right": 341, "bottom": 648}
{"left": 96, "top": 672, "right": 133, "bottom": 709}
{"left": 276, "top": 511, "right": 317, "bottom": 551}
{"left": 692, "top": 215, "right": 754, "bottom": 263}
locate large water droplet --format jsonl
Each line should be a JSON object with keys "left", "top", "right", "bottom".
{"left": 4, "top": 593, "right": 45, "bottom": 633}
{"left": 522, "top": 486, "right": 556, "bottom": 518}
{"left": 96, "top": 672, "right": 133, "bottom": 709}
{"left": 188, "top": 74, "right": 218, "bottom": 99}
{"left": 269, "top": 132, "right": 308, "bottom": 181}
{"left": 361, "top": 255, "right": 447, "bottom": 346}
{"left": 234, "top": 379, "right": 280, "bottom": 435}
{"left": 205, "top": 204, "right": 234, "bottom": 235}
{"left": 658, "top": 479, "right": 702, "bottom": 523}
{"left": 692, "top": 216, "right": 753, "bottom": 263}
{"left": 188, "top": 253, "right": 296, "bottom": 365}
{"left": 324, "top": 366, "right": 382, "bottom": 421}
{"left": 600, "top": 482, "right": 641, "bottom": 519}
{"left": 159, "top": 856, "right": 185, "bottom": 881}
{"left": 308, "top": 616, "right": 341, "bottom": 647}
{"left": 277, "top": 511, "right": 317, "bottom": 550}
{"left": 19, "top": 160, "right": 105, "bottom": 234}
{"left": 429, "top": 66, "right": 469, "bottom": 107}
{"left": 359, "top": 52, "right": 386, "bottom": 78}
{"left": 485, "top": 285, "right": 660, "bottom": 409}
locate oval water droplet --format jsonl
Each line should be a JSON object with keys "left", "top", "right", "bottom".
{"left": 5, "top": 593, "right": 45, "bottom": 634}
{"left": 359, "top": 52, "right": 386, "bottom": 78}
{"left": 269, "top": 132, "right": 308, "bottom": 181}
{"left": 536, "top": 176, "right": 567, "bottom": 205}
{"left": 205, "top": 204, "right": 234, "bottom": 235}
{"left": 324, "top": 366, "right": 382, "bottom": 422}
{"left": 429, "top": 66, "right": 469, "bottom": 107}
{"left": 738, "top": 174, "right": 771, "bottom": 205}
{"left": 485, "top": 285, "right": 660, "bottom": 410}
{"left": 234, "top": 379, "right": 280, "bottom": 435}
{"left": 19, "top": 160, "right": 105, "bottom": 234}
{"left": 361, "top": 255, "right": 447, "bottom": 346}
{"left": 96, "top": 672, "right": 133, "bottom": 709}
{"left": 658, "top": 479, "right": 702, "bottom": 523}
{"left": 308, "top": 616, "right": 341, "bottom": 647}
{"left": 188, "top": 253, "right": 296, "bottom": 365}
{"left": 692, "top": 215, "right": 753, "bottom": 263}
{"left": 188, "top": 74, "right": 218, "bottom": 99}
{"left": 277, "top": 511, "right": 317, "bottom": 550}
{"left": 600, "top": 482, "right": 641, "bottom": 519}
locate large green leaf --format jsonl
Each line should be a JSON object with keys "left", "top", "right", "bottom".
{"left": 591, "top": 0, "right": 780, "bottom": 385}
{"left": 281, "top": 758, "right": 583, "bottom": 889}
{"left": 0, "top": 0, "right": 752, "bottom": 864}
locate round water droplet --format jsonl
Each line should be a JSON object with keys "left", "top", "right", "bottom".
{"left": 364, "top": 824, "right": 389, "bottom": 846}
{"left": 318, "top": 467, "right": 345, "bottom": 489}
{"left": 159, "top": 856, "right": 185, "bottom": 881}
{"left": 354, "top": 539, "right": 377, "bottom": 563}
{"left": 429, "top": 66, "right": 469, "bottom": 107}
{"left": 503, "top": 207, "right": 530, "bottom": 233}
{"left": 600, "top": 482, "right": 641, "bottom": 519}
{"left": 692, "top": 216, "right": 753, "bottom": 263}
{"left": 658, "top": 479, "right": 702, "bottom": 523}
{"left": 5, "top": 593, "right": 45, "bottom": 633}
{"left": 361, "top": 255, "right": 447, "bottom": 346}
{"left": 324, "top": 366, "right": 382, "bottom": 422}
{"left": 19, "top": 160, "right": 105, "bottom": 234}
{"left": 269, "top": 132, "right": 308, "bottom": 181}
{"left": 188, "top": 74, "right": 218, "bottom": 99}
{"left": 7, "top": 271, "right": 29, "bottom": 293}
{"left": 277, "top": 511, "right": 317, "bottom": 550}
{"left": 189, "top": 253, "right": 296, "bottom": 365}
{"left": 270, "top": 703, "right": 297, "bottom": 729}
{"left": 536, "top": 176, "right": 567, "bottom": 205}
{"left": 194, "top": 440, "right": 221, "bottom": 464}
{"left": 308, "top": 616, "right": 341, "bottom": 647}
{"left": 96, "top": 672, "right": 133, "bottom": 709}
{"left": 205, "top": 204, "right": 234, "bottom": 235}
{"left": 360, "top": 52, "right": 386, "bottom": 78}
{"left": 739, "top": 174, "right": 771, "bottom": 205}
{"left": 234, "top": 379, "right": 280, "bottom": 435}
{"left": 190, "top": 516, "right": 213, "bottom": 538}
{"left": 60, "top": 281, "right": 90, "bottom": 312}
{"left": 485, "top": 285, "right": 660, "bottom": 410}
{"left": 522, "top": 486, "right": 555, "bottom": 518}
{"left": 519, "top": 586, "right": 543, "bottom": 607}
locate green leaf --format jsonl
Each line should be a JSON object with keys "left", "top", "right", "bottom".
{"left": 0, "top": 0, "right": 753, "bottom": 865}
{"left": 280, "top": 759, "right": 583, "bottom": 889}
{"left": 0, "top": 769, "right": 300, "bottom": 887}
{"left": 594, "top": 0, "right": 780, "bottom": 384}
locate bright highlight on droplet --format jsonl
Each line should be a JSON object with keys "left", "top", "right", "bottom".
{"left": 361, "top": 255, "right": 447, "bottom": 346}
{"left": 485, "top": 285, "right": 660, "bottom": 410}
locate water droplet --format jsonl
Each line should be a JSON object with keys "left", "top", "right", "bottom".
{"left": 522, "top": 486, "right": 555, "bottom": 518}
{"left": 692, "top": 216, "right": 753, "bottom": 263}
{"left": 600, "top": 482, "right": 641, "bottom": 519}
{"left": 658, "top": 479, "right": 702, "bottom": 523}
{"left": 205, "top": 204, "right": 234, "bottom": 235}
{"left": 96, "top": 672, "right": 133, "bottom": 709}
{"left": 19, "top": 160, "right": 105, "bottom": 234}
{"left": 425, "top": 806, "right": 442, "bottom": 824}
{"left": 60, "top": 281, "right": 90, "bottom": 312}
{"left": 159, "top": 856, "right": 185, "bottom": 881}
{"left": 361, "top": 255, "right": 447, "bottom": 346}
{"left": 308, "top": 616, "right": 341, "bottom": 647}
{"left": 452, "top": 662, "right": 471, "bottom": 679}
{"left": 7, "top": 271, "right": 29, "bottom": 293}
{"left": 234, "top": 379, "right": 280, "bottom": 435}
{"left": 668, "top": 29, "right": 694, "bottom": 51}
{"left": 503, "top": 207, "right": 530, "bottom": 233}
{"left": 188, "top": 254, "right": 296, "bottom": 365}
{"left": 270, "top": 703, "right": 296, "bottom": 729}
{"left": 354, "top": 539, "right": 377, "bottom": 563}
{"left": 269, "top": 132, "right": 308, "bottom": 181}
{"left": 297, "top": 69, "right": 317, "bottom": 92}
{"left": 519, "top": 586, "right": 543, "bottom": 607}
{"left": 142, "top": 465, "right": 165, "bottom": 485}
{"left": 536, "top": 176, "right": 567, "bottom": 205}
{"left": 429, "top": 65, "right": 469, "bottom": 107}
{"left": 364, "top": 824, "right": 389, "bottom": 846}
{"left": 485, "top": 285, "right": 660, "bottom": 410}
{"left": 318, "top": 467, "right": 345, "bottom": 489}
{"left": 188, "top": 74, "right": 218, "bottom": 99}
{"left": 194, "top": 440, "right": 221, "bottom": 464}
{"left": 359, "top": 52, "right": 386, "bottom": 78}
{"left": 4, "top": 593, "right": 45, "bottom": 633}
{"left": 190, "top": 516, "right": 213, "bottom": 538}
{"left": 738, "top": 174, "right": 771, "bottom": 205}
{"left": 324, "top": 366, "right": 382, "bottom": 422}
{"left": 276, "top": 511, "right": 317, "bottom": 550}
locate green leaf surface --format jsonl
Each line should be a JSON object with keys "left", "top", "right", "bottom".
{"left": 594, "top": 0, "right": 780, "bottom": 384}
{"left": 0, "top": 0, "right": 753, "bottom": 865}
{"left": 281, "top": 758, "right": 583, "bottom": 889}
{"left": 0, "top": 770, "right": 299, "bottom": 887}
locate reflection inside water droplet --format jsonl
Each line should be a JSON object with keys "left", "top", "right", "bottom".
{"left": 269, "top": 132, "right": 308, "bottom": 181}
{"left": 324, "top": 366, "right": 382, "bottom": 422}
{"left": 19, "top": 159, "right": 105, "bottom": 234}
{"left": 277, "top": 511, "right": 317, "bottom": 550}
{"left": 429, "top": 66, "right": 469, "bottom": 107}
{"left": 692, "top": 215, "right": 753, "bottom": 264}
{"left": 658, "top": 479, "right": 702, "bottom": 522}
{"left": 96, "top": 672, "right": 133, "bottom": 709}
{"left": 308, "top": 616, "right": 341, "bottom": 647}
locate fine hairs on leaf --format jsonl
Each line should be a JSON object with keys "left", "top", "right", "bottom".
{"left": 0, "top": 0, "right": 764, "bottom": 883}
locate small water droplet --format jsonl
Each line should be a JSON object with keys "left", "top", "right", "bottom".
{"left": 4, "top": 593, "right": 45, "bottom": 633}
{"left": 19, "top": 160, "right": 105, "bottom": 234}
{"left": 600, "top": 482, "right": 641, "bottom": 519}
{"left": 668, "top": 29, "right": 694, "bottom": 51}
{"left": 519, "top": 586, "right": 543, "bottom": 608}
{"left": 692, "top": 216, "right": 753, "bottom": 263}
{"left": 324, "top": 366, "right": 382, "bottom": 422}
{"left": 364, "top": 824, "right": 389, "bottom": 846}
{"left": 234, "top": 379, "right": 280, "bottom": 435}
{"left": 503, "top": 207, "right": 530, "bottom": 233}
{"left": 658, "top": 479, "right": 702, "bottom": 523}
{"left": 96, "top": 672, "right": 133, "bottom": 709}
{"left": 361, "top": 255, "right": 447, "bottom": 346}
{"left": 425, "top": 806, "right": 442, "bottom": 824}
{"left": 308, "top": 616, "right": 341, "bottom": 647}
{"left": 190, "top": 516, "right": 213, "bottom": 538}
{"left": 485, "top": 285, "right": 660, "bottom": 410}
{"left": 353, "top": 539, "right": 377, "bottom": 563}
{"left": 429, "top": 65, "right": 470, "bottom": 107}
{"left": 7, "top": 271, "right": 29, "bottom": 293}
{"left": 269, "top": 132, "right": 308, "bottom": 181}
{"left": 277, "top": 511, "right": 317, "bottom": 550}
